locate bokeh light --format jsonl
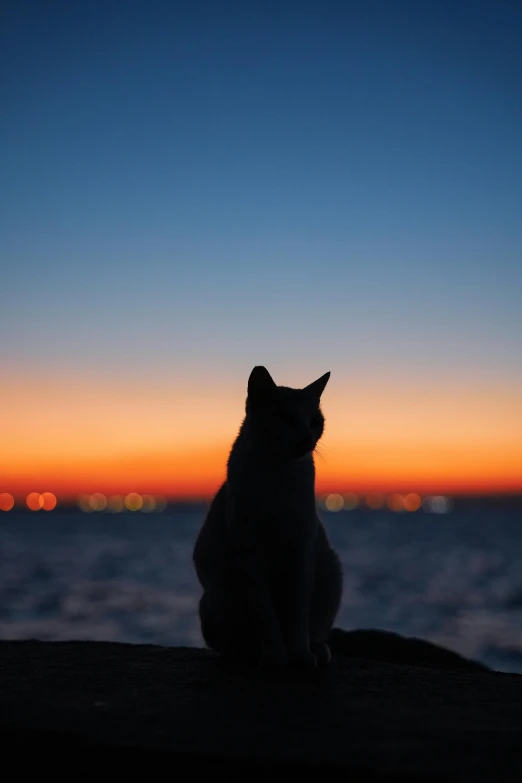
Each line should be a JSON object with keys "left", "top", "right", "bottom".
{"left": 26, "top": 492, "right": 42, "bottom": 511}
{"left": 403, "top": 493, "right": 421, "bottom": 512}
{"left": 343, "top": 493, "right": 359, "bottom": 511}
{"left": 423, "top": 495, "right": 453, "bottom": 514}
{"left": 366, "top": 493, "right": 385, "bottom": 510}
{"left": 325, "top": 493, "right": 344, "bottom": 512}
{"left": 40, "top": 492, "right": 57, "bottom": 511}
{"left": 77, "top": 493, "right": 168, "bottom": 513}
{"left": 124, "top": 492, "right": 143, "bottom": 511}
{"left": 154, "top": 496, "right": 167, "bottom": 513}
{"left": 89, "top": 493, "right": 107, "bottom": 512}
{"left": 0, "top": 493, "right": 15, "bottom": 512}
{"left": 387, "top": 493, "right": 405, "bottom": 512}
{"left": 141, "top": 494, "right": 156, "bottom": 512}
{"left": 107, "top": 495, "right": 125, "bottom": 513}
{"left": 77, "top": 494, "right": 94, "bottom": 512}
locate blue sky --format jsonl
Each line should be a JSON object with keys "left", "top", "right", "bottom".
{"left": 2, "top": 0, "right": 521, "bottom": 386}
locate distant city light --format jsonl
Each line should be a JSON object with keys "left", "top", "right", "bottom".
{"left": 40, "top": 492, "right": 57, "bottom": 511}
{"left": 366, "top": 493, "right": 384, "bottom": 510}
{"left": 76, "top": 492, "right": 167, "bottom": 513}
{"left": 77, "top": 495, "right": 94, "bottom": 512}
{"left": 107, "top": 495, "right": 125, "bottom": 513}
{"left": 0, "top": 492, "right": 14, "bottom": 512}
{"left": 325, "top": 493, "right": 344, "bottom": 512}
{"left": 343, "top": 493, "right": 359, "bottom": 510}
{"left": 124, "top": 492, "right": 143, "bottom": 511}
{"left": 403, "top": 493, "right": 421, "bottom": 512}
{"left": 141, "top": 494, "right": 156, "bottom": 512}
{"left": 89, "top": 493, "right": 107, "bottom": 512}
{"left": 423, "top": 495, "right": 453, "bottom": 514}
{"left": 24, "top": 492, "right": 57, "bottom": 511}
{"left": 387, "top": 493, "right": 405, "bottom": 512}
{"left": 154, "top": 496, "right": 167, "bottom": 513}
{"left": 26, "top": 492, "right": 43, "bottom": 511}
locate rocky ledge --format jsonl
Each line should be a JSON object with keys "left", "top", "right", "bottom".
{"left": 1, "top": 629, "right": 521, "bottom": 781}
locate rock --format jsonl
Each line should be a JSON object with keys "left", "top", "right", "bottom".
{"left": 328, "top": 628, "right": 490, "bottom": 672}
{"left": 0, "top": 635, "right": 521, "bottom": 781}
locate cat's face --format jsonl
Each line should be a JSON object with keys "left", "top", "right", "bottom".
{"left": 245, "top": 366, "right": 330, "bottom": 460}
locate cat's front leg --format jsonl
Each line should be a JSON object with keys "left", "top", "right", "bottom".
{"left": 285, "top": 545, "right": 316, "bottom": 668}
{"left": 235, "top": 546, "right": 287, "bottom": 668}
{"left": 229, "top": 500, "right": 287, "bottom": 667}
{"left": 251, "top": 588, "right": 288, "bottom": 669}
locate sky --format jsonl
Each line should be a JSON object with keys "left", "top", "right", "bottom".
{"left": 1, "top": 0, "right": 521, "bottom": 501}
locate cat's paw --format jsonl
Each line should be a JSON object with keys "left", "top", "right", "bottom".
{"left": 310, "top": 640, "right": 332, "bottom": 667}
{"left": 258, "top": 649, "right": 288, "bottom": 669}
{"left": 288, "top": 649, "right": 317, "bottom": 668}
{"left": 258, "top": 641, "right": 288, "bottom": 669}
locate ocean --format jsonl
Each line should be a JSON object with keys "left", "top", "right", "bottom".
{"left": 1, "top": 498, "right": 521, "bottom": 673}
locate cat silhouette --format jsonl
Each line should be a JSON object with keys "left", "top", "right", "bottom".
{"left": 193, "top": 366, "right": 343, "bottom": 669}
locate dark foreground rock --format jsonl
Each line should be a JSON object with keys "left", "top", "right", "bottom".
{"left": 328, "top": 628, "right": 490, "bottom": 673}
{"left": 1, "top": 630, "right": 521, "bottom": 781}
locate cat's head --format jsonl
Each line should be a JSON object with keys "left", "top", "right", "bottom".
{"left": 245, "top": 366, "right": 330, "bottom": 460}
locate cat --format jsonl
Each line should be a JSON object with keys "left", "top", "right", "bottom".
{"left": 192, "top": 366, "right": 343, "bottom": 669}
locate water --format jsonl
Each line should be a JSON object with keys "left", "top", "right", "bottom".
{"left": 1, "top": 500, "right": 521, "bottom": 673}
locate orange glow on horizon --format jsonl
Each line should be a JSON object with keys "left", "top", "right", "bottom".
{"left": 3, "top": 442, "right": 521, "bottom": 503}
{"left": 1, "top": 369, "right": 521, "bottom": 501}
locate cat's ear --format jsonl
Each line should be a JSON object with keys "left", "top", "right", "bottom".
{"left": 247, "top": 366, "right": 277, "bottom": 404}
{"left": 304, "top": 371, "right": 330, "bottom": 399}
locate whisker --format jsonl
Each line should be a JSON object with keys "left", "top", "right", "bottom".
{"left": 314, "top": 443, "right": 327, "bottom": 463}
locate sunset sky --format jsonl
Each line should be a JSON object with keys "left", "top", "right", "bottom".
{"left": 2, "top": 0, "right": 521, "bottom": 501}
